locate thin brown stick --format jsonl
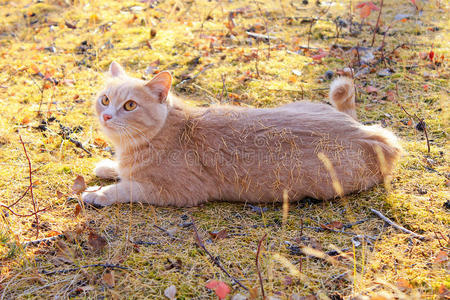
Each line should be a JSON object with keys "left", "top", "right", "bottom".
{"left": 41, "top": 263, "right": 129, "bottom": 276}
{"left": 220, "top": 74, "right": 226, "bottom": 102}
{"left": 6, "top": 185, "right": 31, "bottom": 209}
{"left": 256, "top": 233, "right": 267, "bottom": 298}
{"left": 399, "top": 103, "right": 430, "bottom": 153}
{"left": 253, "top": 0, "right": 271, "bottom": 59}
{"left": 0, "top": 204, "right": 48, "bottom": 218}
{"left": 370, "top": 208, "right": 426, "bottom": 240}
{"left": 191, "top": 218, "right": 248, "bottom": 291}
{"left": 19, "top": 135, "right": 39, "bottom": 238}
{"left": 24, "top": 234, "right": 65, "bottom": 247}
{"left": 371, "top": 0, "right": 383, "bottom": 47}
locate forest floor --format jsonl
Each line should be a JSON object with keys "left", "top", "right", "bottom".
{"left": 0, "top": 0, "right": 448, "bottom": 299}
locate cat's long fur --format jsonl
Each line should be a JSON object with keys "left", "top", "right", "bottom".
{"left": 82, "top": 62, "right": 401, "bottom": 207}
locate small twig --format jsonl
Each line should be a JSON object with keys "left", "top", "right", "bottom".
{"left": 355, "top": 44, "right": 361, "bottom": 66}
{"left": 23, "top": 234, "right": 65, "bottom": 247}
{"left": 256, "top": 233, "right": 267, "bottom": 298}
{"left": 343, "top": 218, "right": 369, "bottom": 228}
{"left": 19, "top": 135, "right": 39, "bottom": 238}
{"left": 41, "top": 264, "right": 129, "bottom": 276}
{"left": 175, "top": 63, "right": 214, "bottom": 87}
{"left": 133, "top": 240, "right": 160, "bottom": 246}
{"left": 6, "top": 185, "right": 31, "bottom": 209}
{"left": 0, "top": 204, "right": 48, "bottom": 218}
{"left": 66, "top": 136, "right": 92, "bottom": 156}
{"left": 220, "top": 74, "right": 226, "bottom": 102}
{"left": 399, "top": 103, "right": 430, "bottom": 153}
{"left": 153, "top": 224, "right": 176, "bottom": 239}
{"left": 191, "top": 218, "right": 248, "bottom": 291}
{"left": 370, "top": 208, "right": 426, "bottom": 240}
{"left": 253, "top": 0, "right": 271, "bottom": 58}
{"left": 371, "top": 0, "right": 383, "bottom": 47}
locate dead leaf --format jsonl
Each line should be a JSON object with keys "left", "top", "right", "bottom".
{"left": 46, "top": 230, "right": 62, "bottom": 237}
{"left": 102, "top": 270, "right": 115, "bottom": 288}
{"left": 72, "top": 175, "right": 86, "bottom": 194}
{"left": 320, "top": 221, "right": 344, "bottom": 230}
{"left": 88, "top": 231, "right": 107, "bottom": 251}
{"left": 366, "top": 86, "right": 378, "bottom": 93}
{"left": 21, "top": 116, "right": 30, "bottom": 125}
{"left": 396, "top": 278, "right": 412, "bottom": 292}
{"left": 55, "top": 240, "right": 74, "bottom": 263}
{"left": 439, "top": 284, "right": 449, "bottom": 298}
{"left": 74, "top": 204, "right": 81, "bottom": 217}
{"left": 30, "top": 63, "right": 40, "bottom": 74}
{"left": 56, "top": 191, "right": 64, "bottom": 199}
{"left": 205, "top": 280, "right": 231, "bottom": 300}
{"left": 434, "top": 251, "right": 448, "bottom": 264}
{"left": 386, "top": 90, "right": 396, "bottom": 101}
{"left": 209, "top": 229, "right": 228, "bottom": 240}
{"left": 164, "top": 285, "right": 177, "bottom": 299}
{"left": 165, "top": 258, "right": 182, "bottom": 270}
{"left": 356, "top": 2, "right": 379, "bottom": 19}
{"left": 249, "top": 286, "right": 259, "bottom": 299}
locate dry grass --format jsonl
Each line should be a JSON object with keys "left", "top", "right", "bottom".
{"left": 0, "top": 0, "right": 448, "bottom": 298}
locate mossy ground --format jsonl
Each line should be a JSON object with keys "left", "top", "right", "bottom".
{"left": 0, "top": 0, "right": 448, "bottom": 298}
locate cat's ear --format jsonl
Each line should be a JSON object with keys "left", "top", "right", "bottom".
{"left": 109, "top": 61, "right": 126, "bottom": 77}
{"left": 145, "top": 71, "right": 172, "bottom": 103}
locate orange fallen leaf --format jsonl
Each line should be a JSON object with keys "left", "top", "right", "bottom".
{"left": 21, "top": 116, "right": 30, "bottom": 125}
{"left": 434, "top": 251, "right": 448, "bottom": 264}
{"left": 46, "top": 230, "right": 62, "bottom": 237}
{"left": 205, "top": 280, "right": 230, "bottom": 300}
{"left": 102, "top": 270, "right": 115, "bottom": 288}
{"left": 320, "top": 221, "right": 344, "bottom": 230}
{"left": 30, "top": 63, "right": 40, "bottom": 74}
{"left": 439, "top": 284, "right": 449, "bottom": 298}
{"left": 74, "top": 204, "right": 82, "bottom": 217}
{"left": 396, "top": 278, "right": 412, "bottom": 292}
{"left": 208, "top": 229, "right": 228, "bottom": 240}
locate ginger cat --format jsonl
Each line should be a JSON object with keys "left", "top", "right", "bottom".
{"left": 82, "top": 62, "right": 401, "bottom": 207}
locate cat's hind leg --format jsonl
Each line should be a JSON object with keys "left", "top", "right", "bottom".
{"left": 94, "top": 159, "right": 119, "bottom": 179}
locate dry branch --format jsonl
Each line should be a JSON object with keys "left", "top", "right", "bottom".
{"left": 191, "top": 218, "right": 249, "bottom": 291}
{"left": 255, "top": 233, "right": 267, "bottom": 298}
{"left": 24, "top": 234, "right": 65, "bottom": 247}
{"left": 41, "top": 263, "right": 129, "bottom": 276}
{"left": 370, "top": 208, "right": 426, "bottom": 240}
{"left": 20, "top": 135, "right": 40, "bottom": 238}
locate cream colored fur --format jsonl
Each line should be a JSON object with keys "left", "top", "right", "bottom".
{"left": 82, "top": 62, "right": 401, "bottom": 207}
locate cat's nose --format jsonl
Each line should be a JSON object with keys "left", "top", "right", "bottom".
{"left": 103, "top": 114, "right": 112, "bottom": 122}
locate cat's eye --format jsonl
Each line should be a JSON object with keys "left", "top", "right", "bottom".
{"left": 124, "top": 100, "right": 137, "bottom": 111}
{"left": 101, "top": 95, "right": 109, "bottom": 106}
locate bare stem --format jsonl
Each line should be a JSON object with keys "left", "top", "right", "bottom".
{"left": 19, "top": 135, "right": 39, "bottom": 238}
{"left": 256, "top": 233, "right": 267, "bottom": 298}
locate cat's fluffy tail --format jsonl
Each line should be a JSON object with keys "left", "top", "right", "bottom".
{"left": 329, "top": 76, "right": 357, "bottom": 120}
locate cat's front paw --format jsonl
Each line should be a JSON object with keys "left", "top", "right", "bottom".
{"left": 82, "top": 187, "right": 113, "bottom": 207}
{"left": 94, "top": 159, "right": 119, "bottom": 179}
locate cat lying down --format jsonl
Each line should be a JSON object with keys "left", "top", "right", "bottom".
{"left": 82, "top": 62, "right": 401, "bottom": 207}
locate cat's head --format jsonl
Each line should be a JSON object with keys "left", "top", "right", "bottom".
{"left": 95, "top": 61, "right": 172, "bottom": 143}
